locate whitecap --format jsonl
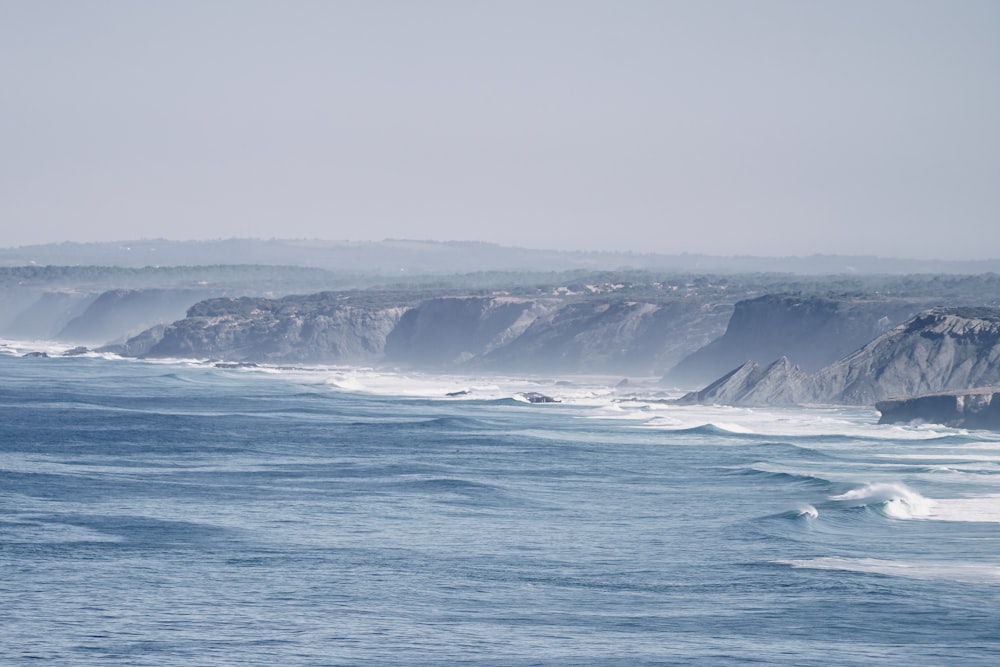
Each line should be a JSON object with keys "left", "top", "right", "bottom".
{"left": 928, "top": 494, "right": 1000, "bottom": 523}
{"left": 830, "top": 482, "right": 935, "bottom": 519}
{"left": 797, "top": 505, "right": 819, "bottom": 519}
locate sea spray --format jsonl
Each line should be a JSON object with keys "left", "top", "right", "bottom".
{"left": 830, "top": 482, "right": 935, "bottom": 519}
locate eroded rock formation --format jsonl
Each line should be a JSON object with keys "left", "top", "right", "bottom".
{"left": 680, "top": 308, "right": 1000, "bottom": 406}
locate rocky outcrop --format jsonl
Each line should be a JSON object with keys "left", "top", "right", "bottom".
{"left": 665, "top": 295, "right": 916, "bottom": 386}
{"left": 680, "top": 307, "right": 1000, "bottom": 406}
{"left": 816, "top": 307, "right": 1000, "bottom": 404}
{"left": 675, "top": 357, "right": 811, "bottom": 406}
{"left": 516, "top": 392, "right": 560, "bottom": 404}
{"left": 106, "top": 289, "right": 735, "bottom": 371}
{"left": 99, "top": 324, "right": 169, "bottom": 357}
{"left": 136, "top": 293, "right": 407, "bottom": 364}
{"left": 877, "top": 388, "right": 1000, "bottom": 429}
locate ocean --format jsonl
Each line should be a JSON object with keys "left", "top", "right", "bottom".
{"left": 2, "top": 345, "right": 999, "bottom": 665}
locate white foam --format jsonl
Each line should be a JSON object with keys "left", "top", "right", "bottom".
{"left": 876, "top": 453, "right": 1000, "bottom": 463}
{"left": 632, "top": 402, "right": 951, "bottom": 440}
{"left": 928, "top": 494, "right": 1000, "bottom": 523}
{"left": 583, "top": 404, "right": 656, "bottom": 421}
{"left": 0, "top": 338, "right": 88, "bottom": 357}
{"left": 830, "top": 482, "right": 935, "bottom": 519}
{"left": 777, "top": 557, "right": 1000, "bottom": 584}
{"left": 797, "top": 505, "right": 819, "bottom": 519}
{"left": 830, "top": 483, "right": 1000, "bottom": 523}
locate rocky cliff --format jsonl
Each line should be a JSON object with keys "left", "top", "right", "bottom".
{"left": 110, "top": 290, "right": 734, "bottom": 372}
{"left": 676, "top": 357, "right": 812, "bottom": 406}
{"left": 476, "top": 299, "right": 731, "bottom": 374}
{"left": 3, "top": 291, "right": 97, "bottom": 340}
{"left": 680, "top": 307, "right": 1000, "bottom": 406}
{"left": 665, "top": 295, "right": 917, "bottom": 386}
{"left": 384, "top": 297, "right": 550, "bottom": 366}
{"left": 817, "top": 307, "right": 1000, "bottom": 404}
{"left": 125, "top": 293, "right": 407, "bottom": 364}
{"left": 57, "top": 288, "right": 215, "bottom": 345}
{"left": 876, "top": 388, "right": 1000, "bottom": 429}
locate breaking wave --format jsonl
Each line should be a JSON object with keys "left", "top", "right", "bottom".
{"left": 830, "top": 483, "right": 934, "bottom": 519}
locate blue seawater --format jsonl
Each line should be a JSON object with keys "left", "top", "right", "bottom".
{"left": 2, "top": 350, "right": 999, "bottom": 665}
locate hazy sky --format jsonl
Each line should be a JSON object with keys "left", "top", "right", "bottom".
{"left": 2, "top": 1, "right": 998, "bottom": 258}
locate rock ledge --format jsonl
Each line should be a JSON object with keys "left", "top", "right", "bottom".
{"left": 876, "top": 388, "right": 1000, "bottom": 430}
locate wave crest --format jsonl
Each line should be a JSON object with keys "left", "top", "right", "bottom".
{"left": 830, "top": 482, "right": 934, "bottom": 519}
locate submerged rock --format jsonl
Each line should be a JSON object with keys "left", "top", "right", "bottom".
{"left": 517, "top": 392, "right": 560, "bottom": 404}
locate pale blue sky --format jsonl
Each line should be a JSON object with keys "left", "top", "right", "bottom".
{"left": 2, "top": 0, "right": 998, "bottom": 258}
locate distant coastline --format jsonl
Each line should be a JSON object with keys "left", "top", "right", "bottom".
{"left": 2, "top": 238, "right": 998, "bottom": 275}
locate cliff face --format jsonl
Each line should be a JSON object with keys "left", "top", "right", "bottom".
{"left": 817, "top": 308, "right": 1000, "bottom": 404}
{"left": 877, "top": 388, "right": 1000, "bottom": 429}
{"left": 476, "top": 299, "right": 730, "bottom": 374}
{"left": 676, "top": 357, "right": 811, "bottom": 406}
{"left": 665, "top": 295, "right": 916, "bottom": 386}
{"left": 681, "top": 308, "right": 1000, "bottom": 406}
{"left": 137, "top": 294, "right": 406, "bottom": 364}
{"left": 56, "top": 288, "right": 214, "bottom": 345}
{"left": 2, "top": 287, "right": 232, "bottom": 345}
{"left": 385, "top": 297, "right": 549, "bottom": 366}
{"left": 111, "top": 291, "right": 732, "bottom": 372}
{"left": 3, "top": 291, "right": 97, "bottom": 340}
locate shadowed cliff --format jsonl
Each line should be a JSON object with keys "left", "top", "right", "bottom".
{"left": 665, "top": 294, "right": 918, "bottom": 386}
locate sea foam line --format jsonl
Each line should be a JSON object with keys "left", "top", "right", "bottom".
{"left": 776, "top": 557, "right": 1000, "bottom": 584}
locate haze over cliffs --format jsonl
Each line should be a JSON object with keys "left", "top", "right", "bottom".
{"left": 4, "top": 241, "right": 1000, "bottom": 424}
{"left": 104, "top": 290, "right": 737, "bottom": 375}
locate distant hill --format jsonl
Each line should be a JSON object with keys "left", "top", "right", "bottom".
{"left": 2, "top": 239, "right": 998, "bottom": 275}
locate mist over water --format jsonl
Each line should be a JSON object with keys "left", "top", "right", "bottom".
{"left": 2, "top": 347, "right": 999, "bottom": 665}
